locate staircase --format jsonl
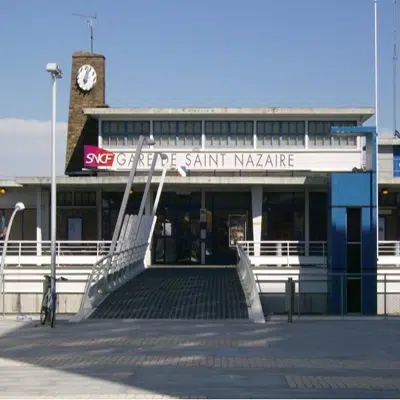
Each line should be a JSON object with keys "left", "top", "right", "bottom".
{"left": 90, "top": 267, "right": 249, "bottom": 320}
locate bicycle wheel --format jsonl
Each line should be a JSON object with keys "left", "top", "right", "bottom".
{"left": 40, "top": 293, "right": 48, "bottom": 325}
{"left": 50, "top": 294, "right": 56, "bottom": 328}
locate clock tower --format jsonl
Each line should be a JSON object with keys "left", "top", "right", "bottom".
{"left": 65, "top": 51, "right": 107, "bottom": 175}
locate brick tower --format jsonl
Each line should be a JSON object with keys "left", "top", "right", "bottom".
{"left": 65, "top": 52, "right": 107, "bottom": 175}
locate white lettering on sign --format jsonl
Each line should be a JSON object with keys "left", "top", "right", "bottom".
{"left": 91, "top": 149, "right": 363, "bottom": 172}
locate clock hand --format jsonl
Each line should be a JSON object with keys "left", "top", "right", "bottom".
{"left": 83, "top": 69, "right": 90, "bottom": 84}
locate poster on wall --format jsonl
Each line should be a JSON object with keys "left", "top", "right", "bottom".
{"left": 228, "top": 214, "right": 246, "bottom": 247}
{"left": 68, "top": 217, "right": 82, "bottom": 241}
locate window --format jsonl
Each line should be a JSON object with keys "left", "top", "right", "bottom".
{"left": 261, "top": 192, "right": 305, "bottom": 241}
{"left": 101, "top": 121, "right": 150, "bottom": 147}
{"left": 126, "top": 121, "right": 150, "bottom": 146}
{"left": 153, "top": 121, "right": 202, "bottom": 147}
{"left": 205, "top": 121, "right": 253, "bottom": 148}
{"left": 178, "top": 121, "right": 202, "bottom": 147}
{"left": 56, "top": 191, "right": 96, "bottom": 207}
{"left": 257, "top": 121, "right": 305, "bottom": 147}
{"left": 308, "top": 121, "right": 358, "bottom": 148}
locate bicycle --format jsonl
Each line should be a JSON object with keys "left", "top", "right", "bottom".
{"left": 40, "top": 274, "right": 68, "bottom": 328}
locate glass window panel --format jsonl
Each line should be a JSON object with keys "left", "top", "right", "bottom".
{"left": 289, "top": 122, "right": 297, "bottom": 134}
{"left": 187, "top": 122, "right": 194, "bottom": 134}
{"left": 161, "top": 122, "right": 169, "bottom": 134}
{"left": 126, "top": 122, "right": 134, "bottom": 133}
{"left": 193, "top": 121, "right": 201, "bottom": 133}
{"left": 256, "top": 121, "right": 265, "bottom": 134}
{"left": 169, "top": 121, "right": 176, "bottom": 133}
{"left": 273, "top": 122, "right": 280, "bottom": 134}
{"left": 221, "top": 122, "right": 229, "bottom": 134}
{"left": 230, "top": 122, "right": 238, "bottom": 134}
{"left": 297, "top": 121, "right": 305, "bottom": 133}
{"left": 281, "top": 121, "right": 289, "bottom": 134}
{"left": 109, "top": 136, "right": 118, "bottom": 146}
{"left": 205, "top": 121, "right": 213, "bottom": 134}
{"left": 153, "top": 121, "right": 161, "bottom": 134}
{"left": 102, "top": 122, "right": 110, "bottom": 134}
{"left": 178, "top": 121, "right": 185, "bottom": 133}
{"left": 221, "top": 135, "right": 229, "bottom": 147}
{"left": 245, "top": 121, "right": 253, "bottom": 134}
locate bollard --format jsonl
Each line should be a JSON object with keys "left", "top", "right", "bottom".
{"left": 286, "top": 277, "right": 294, "bottom": 323}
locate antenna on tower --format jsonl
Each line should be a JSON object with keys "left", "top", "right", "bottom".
{"left": 393, "top": 0, "right": 398, "bottom": 136}
{"left": 73, "top": 12, "right": 98, "bottom": 54}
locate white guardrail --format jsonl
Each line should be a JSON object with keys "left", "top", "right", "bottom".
{"left": 238, "top": 241, "right": 400, "bottom": 267}
{"left": 236, "top": 244, "right": 265, "bottom": 323}
{"left": 2, "top": 240, "right": 400, "bottom": 267}
{"left": 0, "top": 240, "right": 112, "bottom": 266}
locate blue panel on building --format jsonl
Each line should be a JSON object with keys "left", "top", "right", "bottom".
{"left": 393, "top": 146, "right": 400, "bottom": 177}
{"left": 330, "top": 173, "right": 373, "bottom": 207}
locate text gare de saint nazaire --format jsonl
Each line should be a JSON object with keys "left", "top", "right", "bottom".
{"left": 114, "top": 152, "right": 295, "bottom": 169}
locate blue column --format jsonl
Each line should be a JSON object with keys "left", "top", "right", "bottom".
{"left": 328, "top": 172, "right": 377, "bottom": 315}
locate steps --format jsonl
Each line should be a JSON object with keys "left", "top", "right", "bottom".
{"left": 90, "top": 267, "right": 249, "bottom": 320}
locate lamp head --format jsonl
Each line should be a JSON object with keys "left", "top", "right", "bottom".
{"left": 46, "top": 63, "right": 63, "bottom": 78}
{"left": 145, "top": 138, "right": 156, "bottom": 146}
{"left": 15, "top": 202, "right": 25, "bottom": 211}
{"left": 0, "top": 188, "right": 6, "bottom": 196}
{"left": 381, "top": 188, "right": 389, "bottom": 196}
{"left": 160, "top": 153, "right": 168, "bottom": 160}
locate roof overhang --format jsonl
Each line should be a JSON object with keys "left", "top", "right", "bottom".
{"left": 83, "top": 107, "right": 375, "bottom": 123}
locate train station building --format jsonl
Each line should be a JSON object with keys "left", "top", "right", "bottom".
{"left": 1, "top": 51, "right": 400, "bottom": 315}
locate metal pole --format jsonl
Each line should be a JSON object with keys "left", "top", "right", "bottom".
{"left": 108, "top": 135, "right": 146, "bottom": 257}
{"left": 50, "top": 75, "right": 57, "bottom": 298}
{"left": 152, "top": 162, "right": 168, "bottom": 216}
{"left": 374, "top": 0, "right": 380, "bottom": 260}
{"left": 394, "top": 0, "right": 397, "bottom": 137}
{"left": 0, "top": 207, "right": 19, "bottom": 318}
{"left": 137, "top": 153, "right": 159, "bottom": 219}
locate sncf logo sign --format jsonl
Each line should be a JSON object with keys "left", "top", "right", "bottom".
{"left": 84, "top": 145, "right": 115, "bottom": 168}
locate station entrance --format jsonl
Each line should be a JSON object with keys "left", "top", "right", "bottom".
{"left": 152, "top": 191, "right": 252, "bottom": 265}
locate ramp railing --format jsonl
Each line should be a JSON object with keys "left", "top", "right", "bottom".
{"left": 73, "top": 142, "right": 168, "bottom": 321}
{"left": 236, "top": 243, "right": 265, "bottom": 323}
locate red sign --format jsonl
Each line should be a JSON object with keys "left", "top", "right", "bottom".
{"left": 84, "top": 146, "right": 115, "bottom": 168}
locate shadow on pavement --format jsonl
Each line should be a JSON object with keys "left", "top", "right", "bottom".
{"left": 0, "top": 318, "right": 400, "bottom": 398}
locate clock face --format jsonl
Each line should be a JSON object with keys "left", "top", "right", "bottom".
{"left": 76, "top": 64, "right": 97, "bottom": 92}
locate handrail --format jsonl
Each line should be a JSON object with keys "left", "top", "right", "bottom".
{"left": 236, "top": 243, "right": 265, "bottom": 323}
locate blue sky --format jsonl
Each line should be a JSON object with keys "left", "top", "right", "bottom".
{"left": 0, "top": 0, "right": 398, "bottom": 176}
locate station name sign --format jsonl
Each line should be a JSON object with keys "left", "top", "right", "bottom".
{"left": 83, "top": 146, "right": 363, "bottom": 172}
{"left": 83, "top": 146, "right": 295, "bottom": 171}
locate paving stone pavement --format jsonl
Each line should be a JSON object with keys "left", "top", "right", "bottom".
{"left": 0, "top": 318, "right": 399, "bottom": 398}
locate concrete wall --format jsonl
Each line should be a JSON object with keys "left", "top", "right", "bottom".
{"left": 378, "top": 145, "right": 393, "bottom": 182}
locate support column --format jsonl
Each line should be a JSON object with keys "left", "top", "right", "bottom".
{"left": 201, "top": 190, "right": 206, "bottom": 265}
{"left": 144, "top": 190, "right": 154, "bottom": 266}
{"left": 36, "top": 187, "right": 42, "bottom": 259}
{"left": 96, "top": 189, "right": 102, "bottom": 240}
{"left": 305, "top": 188, "right": 310, "bottom": 256}
{"left": 251, "top": 186, "right": 263, "bottom": 263}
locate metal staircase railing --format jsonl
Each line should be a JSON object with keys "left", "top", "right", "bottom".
{"left": 236, "top": 243, "right": 265, "bottom": 323}
{"left": 71, "top": 142, "right": 168, "bottom": 321}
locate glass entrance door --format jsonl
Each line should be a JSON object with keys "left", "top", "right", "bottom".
{"left": 152, "top": 193, "right": 201, "bottom": 265}
{"left": 205, "top": 192, "right": 252, "bottom": 265}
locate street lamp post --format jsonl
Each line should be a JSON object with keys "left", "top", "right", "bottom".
{"left": 0, "top": 202, "right": 25, "bottom": 317}
{"left": 46, "top": 63, "right": 62, "bottom": 302}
